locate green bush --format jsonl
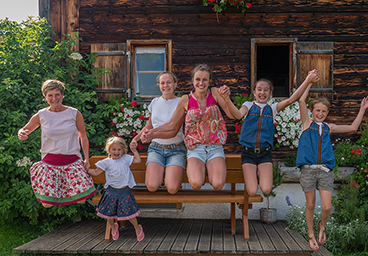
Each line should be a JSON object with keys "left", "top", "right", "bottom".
{"left": 333, "top": 141, "right": 366, "bottom": 167}
{"left": 0, "top": 17, "right": 112, "bottom": 226}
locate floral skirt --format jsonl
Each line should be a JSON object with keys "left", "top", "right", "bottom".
{"left": 97, "top": 186, "right": 140, "bottom": 221}
{"left": 30, "top": 159, "right": 96, "bottom": 205}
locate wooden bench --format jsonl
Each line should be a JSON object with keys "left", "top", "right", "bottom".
{"left": 89, "top": 154, "right": 263, "bottom": 242}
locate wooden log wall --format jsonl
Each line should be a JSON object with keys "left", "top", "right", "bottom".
{"left": 46, "top": 0, "right": 368, "bottom": 156}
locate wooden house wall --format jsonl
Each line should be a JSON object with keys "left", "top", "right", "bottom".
{"left": 46, "top": 0, "right": 368, "bottom": 156}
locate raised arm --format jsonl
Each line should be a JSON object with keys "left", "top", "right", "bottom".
{"left": 131, "top": 148, "right": 141, "bottom": 164}
{"left": 298, "top": 83, "right": 313, "bottom": 130}
{"left": 18, "top": 113, "right": 41, "bottom": 141}
{"left": 211, "top": 86, "right": 235, "bottom": 119}
{"left": 217, "top": 85, "right": 249, "bottom": 120}
{"left": 76, "top": 110, "right": 90, "bottom": 170}
{"left": 277, "top": 69, "right": 320, "bottom": 112}
{"left": 329, "top": 96, "right": 368, "bottom": 133}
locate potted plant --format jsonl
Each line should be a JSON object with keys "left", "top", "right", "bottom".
{"left": 260, "top": 163, "right": 284, "bottom": 224}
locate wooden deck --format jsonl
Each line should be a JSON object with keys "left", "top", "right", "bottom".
{"left": 13, "top": 218, "right": 332, "bottom": 256}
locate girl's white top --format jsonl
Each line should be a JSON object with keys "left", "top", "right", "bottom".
{"left": 149, "top": 96, "right": 184, "bottom": 144}
{"left": 242, "top": 101, "right": 279, "bottom": 120}
{"left": 38, "top": 107, "right": 81, "bottom": 159}
{"left": 95, "top": 154, "right": 136, "bottom": 189}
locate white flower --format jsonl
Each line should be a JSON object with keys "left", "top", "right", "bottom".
{"left": 118, "top": 113, "right": 123, "bottom": 117}
{"left": 70, "top": 52, "right": 83, "bottom": 60}
{"left": 112, "top": 118, "right": 117, "bottom": 124}
{"left": 16, "top": 156, "right": 33, "bottom": 167}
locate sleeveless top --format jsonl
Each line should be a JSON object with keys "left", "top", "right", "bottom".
{"left": 38, "top": 107, "right": 82, "bottom": 159}
{"left": 296, "top": 121, "right": 336, "bottom": 170}
{"left": 239, "top": 103, "right": 274, "bottom": 148}
{"left": 184, "top": 91, "right": 227, "bottom": 150}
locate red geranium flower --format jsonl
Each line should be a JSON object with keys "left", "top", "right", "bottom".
{"left": 246, "top": 2, "right": 252, "bottom": 8}
{"left": 353, "top": 181, "right": 360, "bottom": 187}
{"left": 139, "top": 115, "right": 145, "bottom": 120}
{"left": 131, "top": 132, "right": 137, "bottom": 137}
{"left": 365, "top": 168, "right": 368, "bottom": 172}
{"left": 131, "top": 101, "right": 138, "bottom": 107}
{"left": 351, "top": 148, "right": 362, "bottom": 155}
{"left": 242, "top": 93, "right": 246, "bottom": 97}
{"left": 137, "top": 142, "right": 144, "bottom": 151}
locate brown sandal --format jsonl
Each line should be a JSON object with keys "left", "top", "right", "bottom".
{"left": 317, "top": 220, "right": 327, "bottom": 244}
{"left": 308, "top": 234, "right": 320, "bottom": 251}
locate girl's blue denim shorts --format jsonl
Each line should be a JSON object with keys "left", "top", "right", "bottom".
{"left": 187, "top": 144, "right": 225, "bottom": 163}
{"left": 146, "top": 141, "right": 187, "bottom": 169}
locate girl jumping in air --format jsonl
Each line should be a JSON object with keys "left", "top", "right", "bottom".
{"left": 219, "top": 70, "right": 320, "bottom": 196}
{"left": 296, "top": 77, "right": 368, "bottom": 251}
{"left": 88, "top": 136, "right": 144, "bottom": 241}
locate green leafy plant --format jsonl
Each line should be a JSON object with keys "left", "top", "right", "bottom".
{"left": 201, "top": 0, "right": 252, "bottom": 14}
{"left": 0, "top": 17, "right": 109, "bottom": 225}
{"left": 333, "top": 141, "right": 366, "bottom": 167}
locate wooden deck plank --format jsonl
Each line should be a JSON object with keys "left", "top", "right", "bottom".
{"left": 223, "top": 220, "right": 237, "bottom": 254}
{"left": 183, "top": 219, "right": 203, "bottom": 253}
{"left": 32, "top": 220, "right": 93, "bottom": 254}
{"left": 211, "top": 220, "right": 223, "bottom": 253}
{"left": 52, "top": 220, "right": 104, "bottom": 253}
{"left": 252, "top": 220, "right": 276, "bottom": 253}
{"left": 247, "top": 220, "right": 263, "bottom": 253}
{"left": 12, "top": 221, "right": 76, "bottom": 253}
{"left": 13, "top": 218, "right": 332, "bottom": 255}
{"left": 158, "top": 219, "right": 186, "bottom": 253}
{"left": 279, "top": 220, "right": 311, "bottom": 253}
{"left": 130, "top": 218, "right": 166, "bottom": 254}
{"left": 262, "top": 222, "right": 289, "bottom": 253}
{"left": 63, "top": 222, "right": 106, "bottom": 254}
{"left": 144, "top": 218, "right": 175, "bottom": 253}
{"left": 234, "top": 219, "right": 250, "bottom": 253}
{"left": 273, "top": 221, "right": 303, "bottom": 253}
{"left": 197, "top": 219, "right": 212, "bottom": 253}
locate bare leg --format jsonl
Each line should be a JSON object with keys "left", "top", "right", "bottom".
{"left": 304, "top": 190, "right": 319, "bottom": 250}
{"left": 206, "top": 157, "right": 226, "bottom": 190}
{"left": 257, "top": 162, "right": 273, "bottom": 195}
{"left": 186, "top": 157, "right": 206, "bottom": 190}
{"left": 145, "top": 163, "right": 165, "bottom": 192}
{"left": 42, "top": 203, "right": 53, "bottom": 208}
{"left": 77, "top": 199, "right": 86, "bottom": 204}
{"left": 128, "top": 217, "right": 140, "bottom": 234}
{"left": 164, "top": 165, "right": 184, "bottom": 194}
{"left": 242, "top": 163, "right": 258, "bottom": 196}
{"left": 318, "top": 189, "right": 332, "bottom": 244}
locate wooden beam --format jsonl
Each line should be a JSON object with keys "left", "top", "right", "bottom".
{"left": 39, "top": 0, "right": 50, "bottom": 23}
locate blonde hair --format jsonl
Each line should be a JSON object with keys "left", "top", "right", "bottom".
{"left": 310, "top": 97, "right": 331, "bottom": 111}
{"left": 156, "top": 71, "right": 178, "bottom": 84}
{"left": 105, "top": 136, "right": 128, "bottom": 157}
{"left": 253, "top": 78, "right": 274, "bottom": 92}
{"left": 42, "top": 79, "right": 65, "bottom": 96}
{"left": 191, "top": 63, "right": 213, "bottom": 81}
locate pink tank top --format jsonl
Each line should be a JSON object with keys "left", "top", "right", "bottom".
{"left": 184, "top": 91, "right": 227, "bottom": 150}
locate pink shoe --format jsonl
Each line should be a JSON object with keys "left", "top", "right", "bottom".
{"left": 136, "top": 224, "right": 144, "bottom": 241}
{"left": 112, "top": 222, "right": 119, "bottom": 240}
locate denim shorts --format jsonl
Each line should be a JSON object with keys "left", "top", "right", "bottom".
{"left": 146, "top": 141, "right": 187, "bottom": 169}
{"left": 300, "top": 165, "right": 334, "bottom": 192}
{"left": 241, "top": 147, "right": 272, "bottom": 166}
{"left": 187, "top": 144, "right": 225, "bottom": 163}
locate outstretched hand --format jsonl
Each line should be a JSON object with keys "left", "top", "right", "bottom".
{"left": 361, "top": 96, "right": 368, "bottom": 111}
{"left": 141, "top": 128, "right": 153, "bottom": 144}
{"left": 18, "top": 128, "right": 30, "bottom": 141}
{"left": 217, "top": 85, "right": 231, "bottom": 101}
{"left": 129, "top": 139, "right": 138, "bottom": 152}
{"left": 307, "top": 69, "right": 320, "bottom": 83}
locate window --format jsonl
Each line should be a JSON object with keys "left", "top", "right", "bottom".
{"left": 127, "top": 40, "right": 172, "bottom": 99}
{"left": 251, "top": 39, "right": 333, "bottom": 100}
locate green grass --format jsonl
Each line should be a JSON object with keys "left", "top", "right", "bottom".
{"left": 0, "top": 218, "right": 47, "bottom": 256}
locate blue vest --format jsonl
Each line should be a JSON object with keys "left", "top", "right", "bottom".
{"left": 296, "top": 122, "right": 336, "bottom": 170}
{"left": 239, "top": 103, "right": 274, "bottom": 148}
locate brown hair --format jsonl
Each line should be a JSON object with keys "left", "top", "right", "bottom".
{"left": 105, "top": 136, "right": 128, "bottom": 157}
{"left": 191, "top": 63, "right": 213, "bottom": 81}
{"left": 42, "top": 79, "right": 65, "bottom": 96}
{"left": 310, "top": 97, "right": 331, "bottom": 111}
{"left": 156, "top": 71, "right": 178, "bottom": 84}
{"left": 253, "top": 78, "right": 274, "bottom": 92}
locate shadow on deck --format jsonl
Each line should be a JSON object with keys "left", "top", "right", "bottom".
{"left": 13, "top": 218, "right": 332, "bottom": 256}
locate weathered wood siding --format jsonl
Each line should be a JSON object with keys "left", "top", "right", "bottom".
{"left": 47, "top": 0, "right": 368, "bottom": 155}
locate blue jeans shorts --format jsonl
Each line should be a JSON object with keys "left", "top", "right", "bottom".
{"left": 187, "top": 144, "right": 225, "bottom": 163}
{"left": 146, "top": 141, "right": 187, "bottom": 169}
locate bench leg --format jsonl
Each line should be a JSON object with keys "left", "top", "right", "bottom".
{"left": 119, "top": 220, "right": 126, "bottom": 228}
{"left": 242, "top": 214, "right": 249, "bottom": 240}
{"left": 231, "top": 202, "right": 236, "bottom": 235}
{"left": 105, "top": 220, "right": 112, "bottom": 242}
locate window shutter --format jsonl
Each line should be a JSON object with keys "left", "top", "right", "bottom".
{"left": 91, "top": 43, "right": 127, "bottom": 101}
{"left": 296, "top": 42, "right": 334, "bottom": 100}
